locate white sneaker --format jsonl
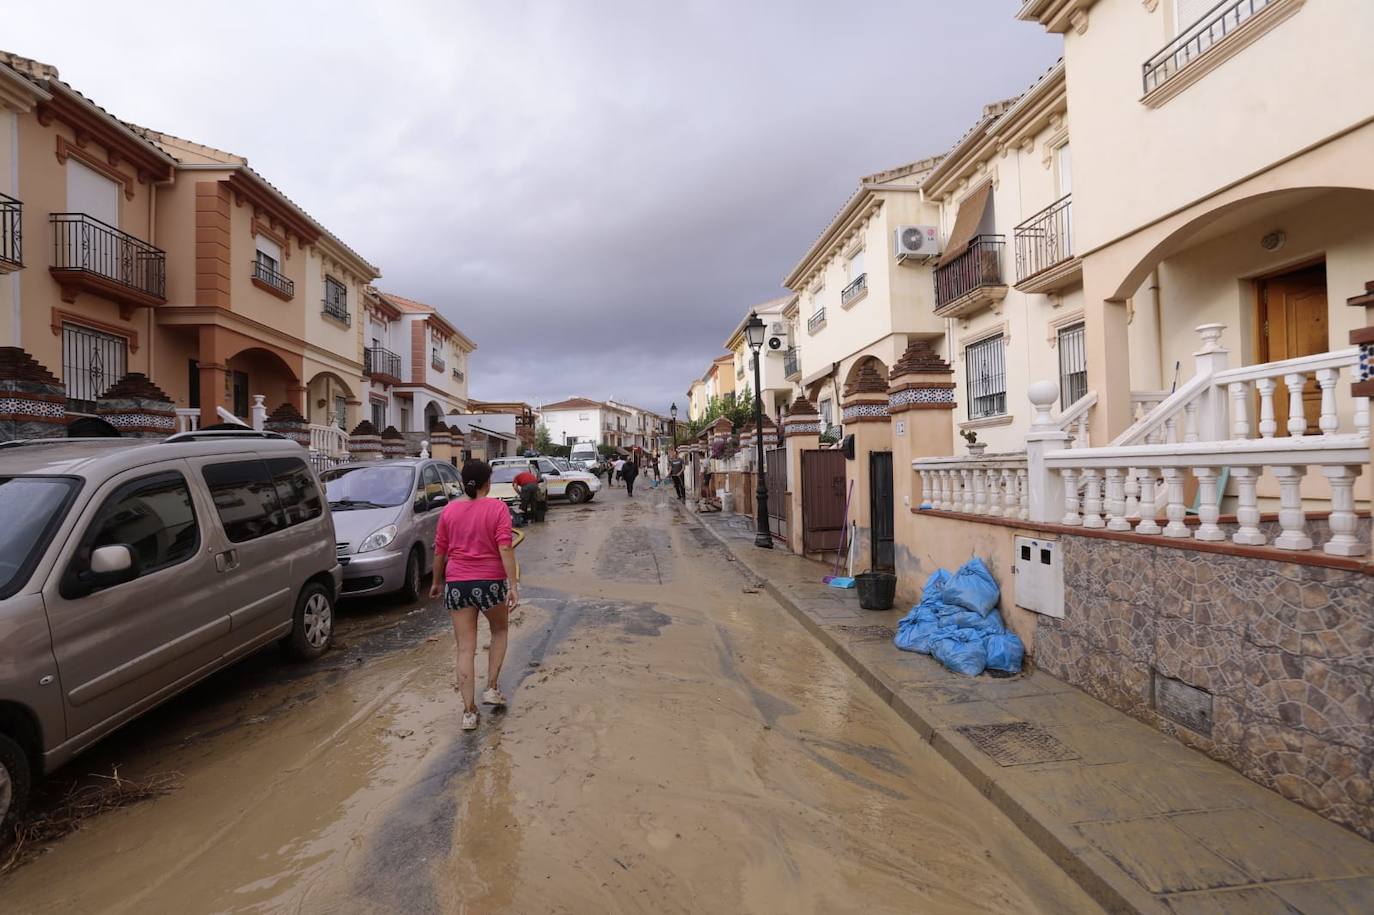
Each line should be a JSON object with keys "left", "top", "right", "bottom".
{"left": 482, "top": 686, "right": 507, "bottom": 708}
{"left": 461, "top": 710, "right": 479, "bottom": 731}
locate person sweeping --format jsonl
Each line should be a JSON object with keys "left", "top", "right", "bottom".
{"left": 430, "top": 459, "right": 520, "bottom": 731}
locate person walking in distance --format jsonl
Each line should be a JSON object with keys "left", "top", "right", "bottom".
{"left": 668, "top": 448, "right": 686, "bottom": 502}
{"left": 621, "top": 453, "right": 640, "bottom": 497}
{"left": 430, "top": 459, "right": 519, "bottom": 731}
{"left": 612, "top": 456, "right": 625, "bottom": 487}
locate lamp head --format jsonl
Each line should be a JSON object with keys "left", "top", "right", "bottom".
{"left": 745, "top": 312, "right": 766, "bottom": 351}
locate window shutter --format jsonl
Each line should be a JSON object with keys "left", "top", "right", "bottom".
{"left": 66, "top": 160, "right": 119, "bottom": 227}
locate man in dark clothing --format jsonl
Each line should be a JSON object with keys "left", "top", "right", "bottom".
{"left": 668, "top": 449, "right": 686, "bottom": 501}
{"left": 621, "top": 456, "right": 639, "bottom": 497}
{"left": 513, "top": 469, "right": 540, "bottom": 520}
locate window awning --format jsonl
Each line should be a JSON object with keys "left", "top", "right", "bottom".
{"left": 937, "top": 182, "right": 993, "bottom": 267}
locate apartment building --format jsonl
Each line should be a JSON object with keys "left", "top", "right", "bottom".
{"left": 606, "top": 400, "right": 665, "bottom": 451}
{"left": 364, "top": 290, "right": 474, "bottom": 433}
{"left": 539, "top": 397, "right": 632, "bottom": 449}
{"left": 685, "top": 377, "right": 708, "bottom": 423}
{"left": 723, "top": 296, "right": 793, "bottom": 420}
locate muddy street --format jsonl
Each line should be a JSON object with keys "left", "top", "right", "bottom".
{"left": 1, "top": 484, "right": 1099, "bottom": 914}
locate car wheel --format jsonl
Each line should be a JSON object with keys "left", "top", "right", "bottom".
{"left": 400, "top": 547, "right": 423, "bottom": 603}
{"left": 0, "top": 732, "right": 31, "bottom": 836}
{"left": 285, "top": 582, "right": 334, "bottom": 660}
{"left": 566, "top": 482, "right": 588, "bottom": 504}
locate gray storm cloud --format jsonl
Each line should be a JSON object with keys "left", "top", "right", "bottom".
{"left": 6, "top": 0, "right": 1060, "bottom": 412}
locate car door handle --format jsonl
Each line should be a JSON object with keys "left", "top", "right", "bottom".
{"left": 215, "top": 549, "right": 240, "bottom": 573}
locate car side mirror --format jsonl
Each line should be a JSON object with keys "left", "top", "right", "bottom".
{"left": 545, "top": 469, "right": 560, "bottom": 476}
{"left": 68, "top": 544, "right": 138, "bottom": 597}
{"left": 430, "top": 494, "right": 448, "bottom": 508}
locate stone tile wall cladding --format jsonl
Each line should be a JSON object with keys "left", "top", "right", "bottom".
{"left": 1035, "top": 534, "right": 1374, "bottom": 840}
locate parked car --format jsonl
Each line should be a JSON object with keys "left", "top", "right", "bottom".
{"left": 321, "top": 458, "right": 462, "bottom": 601}
{"left": 490, "top": 456, "right": 600, "bottom": 504}
{"left": 489, "top": 464, "right": 548, "bottom": 511}
{"left": 0, "top": 430, "right": 341, "bottom": 832}
{"left": 568, "top": 441, "right": 603, "bottom": 474}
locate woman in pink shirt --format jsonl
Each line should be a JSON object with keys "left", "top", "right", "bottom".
{"left": 429, "top": 459, "right": 520, "bottom": 731}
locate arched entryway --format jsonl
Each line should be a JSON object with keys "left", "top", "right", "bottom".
{"left": 306, "top": 371, "right": 358, "bottom": 430}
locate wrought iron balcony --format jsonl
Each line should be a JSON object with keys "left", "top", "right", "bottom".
{"left": 934, "top": 234, "right": 1005, "bottom": 316}
{"left": 807, "top": 308, "right": 826, "bottom": 334}
{"left": 251, "top": 258, "right": 294, "bottom": 299}
{"left": 452, "top": 367, "right": 465, "bottom": 381}
{"left": 0, "top": 193, "right": 21, "bottom": 272}
{"left": 431, "top": 353, "right": 446, "bottom": 372}
{"left": 322, "top": 297, "right": 351, "bottom": 325}
{"left": 840, "top": 273, "right": 867, "bottom": 307}
{"left": 783, "top": 347, "right": 800, "bottom": 379}
{"left": 50, "top": 213, "right": 166, "bottom": 307}
{"left": 364, "top": 346, "right": 401, "bottom": 382}
{"left": 1143, "top": 0, "right": 1276, "bottom": 95}
{"left": 1014, "top": 195, "right": 1078, "bottom": 291}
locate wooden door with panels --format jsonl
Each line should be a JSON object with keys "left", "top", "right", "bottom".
{"left": 1255, "top": 263, "right": 1328, "bottom": 435}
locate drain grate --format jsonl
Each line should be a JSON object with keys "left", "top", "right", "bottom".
{"left": 833, "top": 624, "right": 897, "bottom": 642}
{"left": 955, "top": 722, "right": 1081, "bottom": 767}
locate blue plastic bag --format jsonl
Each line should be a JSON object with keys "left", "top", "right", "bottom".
{"left": 932, "top": 636, "right": 988, "bottom": 677}
{"left": 985, "top": 631, "right": 1025, "bottom": 673}
{"left": 941, "top": 557, "right": 1001, "bottom": 615}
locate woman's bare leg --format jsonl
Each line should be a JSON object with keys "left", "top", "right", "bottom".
{"left": 451, "top": 608, "right": 479, "bottom": 713}
{"left": 484, "top": 601, "right": 510, "bottom": 689}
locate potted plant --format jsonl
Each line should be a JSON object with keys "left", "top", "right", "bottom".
{"left": 961, "top": 428, "right": 987, "bottom": 456}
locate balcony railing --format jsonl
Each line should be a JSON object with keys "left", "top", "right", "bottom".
{"left": 784, "top": 347, "right": 800, "bottom": 379}
{"left": 50, "top": 213, "right": 166, "bottom": 303}
{"left": 252, "top": 259, "right": 294, "bottom": 299}
{"left": 807, "top": 308, "right": 826, "bottom": 334}
{"left": 841, "top": 273, "right": 867, "bottom": 307}
{"left": 0, "top": 193, "right": 21, "bottom": 270}
{"left": 322, "top": 297, "right": 350, "bottom": 325}
{"left": 1014, "top": 195, "right": 1073, "bottom": 283}
{"left": 431, "top": 353, "right": 445, "bottom": 372}
{"left": 452, "top": 367, "right": 465, "bottom": 381}
{"left": 934, "top": 235, "right": 1004, "bottom": 310}
{"left": 364, "top": 346, "right": 401, "bottom": 381}
{"left": 1143, "top": 0, "right": 1275, "bottom": 94}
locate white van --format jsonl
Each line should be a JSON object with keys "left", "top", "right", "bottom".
{"left": 568, "top": 441, "right": 600, "bottom": 473}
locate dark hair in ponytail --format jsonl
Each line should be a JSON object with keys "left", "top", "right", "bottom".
{"left": 460, "top": 459, "right": 492, "bottom": 499}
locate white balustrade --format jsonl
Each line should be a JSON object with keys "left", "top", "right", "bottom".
{"left": 913, "top": 454, "right": 1029, "bottom": 521}
{"left": 309, "top": 423, "right": 349, "bottom": 458}
{"left": 174, "top": 408, "right": 200, "bottom": 432}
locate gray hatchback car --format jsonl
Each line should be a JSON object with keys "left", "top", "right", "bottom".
{"left": 322, "top": 458, "right": 461, "bottom": 600}
{"left": 0, "top": 431, "right": 341, "bottom": 831}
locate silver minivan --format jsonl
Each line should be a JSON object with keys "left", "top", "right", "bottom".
{"left": 0, "top": 431, "right": 341, "bottom": 831}
{"left": 322, "top": 458, "right": 461, "bottom": 600}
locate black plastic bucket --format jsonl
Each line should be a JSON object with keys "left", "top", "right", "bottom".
{"left": 855, "top": 571, "right": 897, "bottom": 611}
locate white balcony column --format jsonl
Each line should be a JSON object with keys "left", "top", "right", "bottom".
{"left": 1228, "top": 382, "right": 1250, "bottom": 438}
{"left": 942, "top": 469, "right": 955, "bottom": 511}
{"left": 985, "top": 468, "right": 1003, "bottom": 517}
{"left": 1060, "top": 468, "right": 1081, "bottom": 526}
{"left": 972, "top": 468, "right": 987, "bottom": 514}
{"left": 1135, "top": 470, "right": 1162, "bottom": 535}
{"left": 251, "top": 394, "right": 267, "bottom": 431}
{"left": 1191, "top": 322, "right": 1231, "bottom": 442}
{"left": 1000, "top": 468, "right": 1015, "bottom": 519}
{"left": 1271, "top": 465, "right": 1313, "bottom": 550}
{"left": 1104, "top": 468, "right": 1130, "bottom": 531}
{"left": 1316, "top": 368, "right": 1340, "bottom": 435}
{"left": 1230, "top": 467, "right": 1265, "bottom": 545}
{"left": 1081, "top": 469, "right": 1104, "bottom": 529}
{"left": 1123, "top": 467, "right": 1141, "bottom": 519}
{"left": 1164, "top": 414, "right": 1179, "bottom": 444}
{"left": 1160, "top": 467, "right": 1189, "bottom": 538}
{"left": 1016, "top": 468, "right": 1030, "bottom": 520}
{"left": 1256, "top": 377, "right": 1278, "bottom": 438}
{"left": 1354, "top": 365, "right": 1371, "bottom": 438}
{"left": 1183, "top": 402, "right": 1200, "bottom": 443}
{"left": 1284, "top": 373, "right": 1308, "bottom": 437}
{"left": 1025, "top": 380, "right": 1071, "bottom": 523}
{"left": 915, "top": 470, "right": 927, "bottom": 509}
{"left": 1322, "top": 465, "right": 1366, "bottom": 556}
{"left": 1192, "top": 466, "right": 1224, "bottom": 541}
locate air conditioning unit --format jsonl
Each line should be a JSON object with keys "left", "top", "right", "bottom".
{"left": 765, "top": 322, "right": 789, "bottom": 352}
{"left": 895, "top": 225, "right": 942, "bottom": 259}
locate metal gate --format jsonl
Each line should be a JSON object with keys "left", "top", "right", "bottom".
{"left": 801, "top": 449, "right": 847, "bottom": 554}
{"left": 765, "top": 446, "right": 788, "bottom": 542}
{"left": 870, "top": 451, "right": 895, "bottom": 570}
{"left": 62, "top": 322, "right": 127, "bottom": 413}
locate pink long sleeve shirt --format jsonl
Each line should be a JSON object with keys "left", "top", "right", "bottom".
{"left": 434, "top": 497, "right": 513, "bottom": 581}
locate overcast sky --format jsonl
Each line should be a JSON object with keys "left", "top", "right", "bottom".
{"left": 7, "top": 1, "right": 1059, "bottom": 414}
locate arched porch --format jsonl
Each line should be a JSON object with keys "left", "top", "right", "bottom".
{"left": 306, "top": 370, "right": 361, "bottom": 430}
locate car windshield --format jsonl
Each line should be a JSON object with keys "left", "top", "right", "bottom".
{"left": 0, "top": 476, "right": 78, "bottom": 598}
{"left": 553, "top": 459, "right": 572, "bottom": 471}
{"left": 490, "top": 467, "right": 522, "bottom": 483}
{"left": 320, "top": 465, "right": 415, "bottom": 510}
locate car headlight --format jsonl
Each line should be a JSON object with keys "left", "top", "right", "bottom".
{"left": 356, "top": 524, "right": 398, "bottom": 554}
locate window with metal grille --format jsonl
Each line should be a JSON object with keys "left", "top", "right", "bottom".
{"left": 965, "top": 335, "right": 1006, "bottom": 420}
{"left": 324, "top": 276, "right": 348, "bottom": 320}
{"left": 62, "top": 323, "right": 127, "bottom": 413}
{"left": 1057, "top": 322, "right": 1088, "bottom": 408}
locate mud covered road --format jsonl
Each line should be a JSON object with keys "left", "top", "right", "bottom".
{"left": 2, "top": 483, "right": 1100, "bottom": 914}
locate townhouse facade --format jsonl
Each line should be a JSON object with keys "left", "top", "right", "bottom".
{"left": 723, "top": 296, "right": 793, "bottom": 421}
{"left": 0, "top": 51, "right": 483, "bottom": 462}
{"left": 539, "top": 397, "right": 633, "bottom": 449}
{"left": 606, "top": 400, "right": 666, "bottom": 452}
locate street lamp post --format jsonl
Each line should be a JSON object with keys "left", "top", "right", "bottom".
{"left": 744, "top": 313, "right": 773, "bottom": 549}
{"left": 669, "top": 402, "right": 678, "bottom": 446}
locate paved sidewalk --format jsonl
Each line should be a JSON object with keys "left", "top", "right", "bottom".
{"left": 691, "top": 509, "right": 1374, "bottom": 915}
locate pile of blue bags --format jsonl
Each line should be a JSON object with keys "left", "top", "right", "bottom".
{"left": 892, "top": 557, "right": 1024, "bottom": 676}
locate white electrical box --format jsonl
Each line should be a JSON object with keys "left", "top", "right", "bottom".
{"left": 1013, "top": 536, "right": 1064, "bottom": 618}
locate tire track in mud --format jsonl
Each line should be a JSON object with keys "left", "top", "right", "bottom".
{"left": 348, "top": 587, "right": 671, "bottom": 913}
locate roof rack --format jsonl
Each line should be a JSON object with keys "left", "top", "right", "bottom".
{"left": 163, "top": 429, "right": 287, "bottom": 444}
{"left": 0, "top": 437, "right": 126, "bottom": 450}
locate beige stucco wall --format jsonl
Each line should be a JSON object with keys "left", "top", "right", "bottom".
{"left": 1063, "top": 0, "right": 1374, "bottom": 256}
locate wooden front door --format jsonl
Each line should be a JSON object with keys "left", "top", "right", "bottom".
{"left": 1257, "top": 263, "right": 1328, "bottom": 435}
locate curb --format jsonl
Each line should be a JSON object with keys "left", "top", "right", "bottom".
{"left": 688, "top": 509, "right": 1159, "bottom": 915}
